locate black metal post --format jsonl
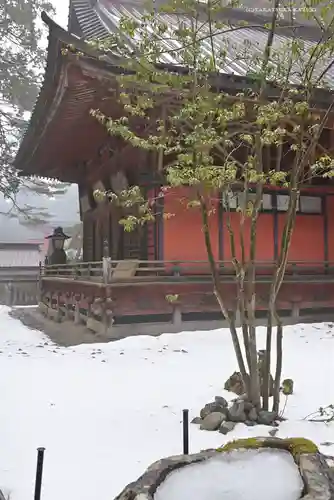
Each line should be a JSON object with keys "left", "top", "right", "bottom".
{"left": 182, "top": 409, "right": 189, "bottom": 455}
{"left": 34, "top": 447, "right": 45, "bottom": 500}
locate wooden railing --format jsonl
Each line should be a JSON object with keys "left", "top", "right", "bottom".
{"left": 41, "top": 259, "right": 334, "bottom": 284}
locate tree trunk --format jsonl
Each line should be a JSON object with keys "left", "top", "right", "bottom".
{"left": 245, "top": 135, "right": 263, "bottom": 409}
{"left": 262, "top": 309, "right": 273, "bottom": 410}
{"left": 198, "top": 193, "right": 249, "bottom": 392}
{"left": 272, "top": 311, "right": 283, "bottom": 413}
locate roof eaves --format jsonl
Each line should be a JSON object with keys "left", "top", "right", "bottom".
{"left": 14, "top": 13, "right": 110, "bottom": 175}
{"left": 14, "top": 21, "right": 67, "bottom": 174}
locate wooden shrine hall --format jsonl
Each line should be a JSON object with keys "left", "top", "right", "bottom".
{"left": 14, "top": 0, "right": 334, "bottom": 337}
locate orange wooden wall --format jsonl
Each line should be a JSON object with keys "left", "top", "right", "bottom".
{"left": 277, "top": 214, "right": 324, "bottom": 262}
{"left": 326, "top": 196, "right": 334, "bottom": 262}
{"left": 163, "top": 188, "right": 219, "bottom": 261}
{"left": 163, "top": 188, "right": 330, "bottom": 263}
{"left": 221, "top": 213, "right": 274, "bottom": 261}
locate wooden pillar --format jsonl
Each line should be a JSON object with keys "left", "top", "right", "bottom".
{"left": 291, "top": 302, "right": 300, "bottom": 321}
{"left": 172, "top": 305, "right": 182, "bottom": 330}
{"left": 101, "top": 300, "right": 109, "bottom": 334}
{"left": 102, "top": 256, "right": 112, "bottom": 284}
{"left": 55, "top": 293, "right": 62, "bottom": 323}
{"left": 37, "top": 262, "right": 42, "bottom": 304}
{"left": 87, "top": 297, "right": 93, "bottom": 320}
{"left": 155, "top": 189, "right": 164, "bottom": 260}
{"left": 218, "top": 194, "right": 223, "bottom": 261}
{"left": 74, "top": 295, "right": 81, "bottom": 325}
{"left": 95, "top": 213, "right": 103, "bottom": 261}
{"left": 5, "top": 282, "right": 13, "bottom": 306}
{"left": 272, "top": 192, "right": 278, "bottom": 260}
{"left": 64, "top": 293, "right": 72, "bottom": 320}
{"left": 83, "top": 213, "right": 95, "bottom": 262}
{"left": 323, "top": 195, "right": 329, "bottom": 270}
{"left": 106, "top": 296, "right": 113, "bottom": 331}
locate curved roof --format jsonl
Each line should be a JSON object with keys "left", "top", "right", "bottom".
{"left": 14, "top": 14, "right": 119, "bottom": 180}
{"left": 14, "top": 4, "right": 334, "bottom": 181}
{"left": 69, "top": 0, "right": 324, "bottom": 42}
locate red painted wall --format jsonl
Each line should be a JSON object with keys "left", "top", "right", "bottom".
{"left": 163, "top": 189, "right": 219, "bottom": 261}
{"left": 163, "top": 187, "right": 328, "bottom": 264}
{"left": 326, "top": 196, "right": 334, "bottom": 262}
{"left": 277, "top": 214, "right": 324, "bottom": 262}
{"left": 222, "top": 212, "right": 274, "bottom": 262}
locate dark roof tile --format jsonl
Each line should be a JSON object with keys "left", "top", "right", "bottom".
{"left": 69, "top": 0, "right": 334, "bottom": 86}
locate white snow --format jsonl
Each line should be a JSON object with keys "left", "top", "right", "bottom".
{"left": 0, "top": 306, "right": 333, "bottom": 500}
{"left": 154, "top": 449, "right": 304, "bottom": 500}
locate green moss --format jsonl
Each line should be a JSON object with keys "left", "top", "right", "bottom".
{"left": 284, "top": 438, "right": 318, "bottom": 456}
{"left": 217, "top": 437, "right": 318, "bottom": 458}
{"left": 217, "top": 438, "right": 264, "bottom": 453}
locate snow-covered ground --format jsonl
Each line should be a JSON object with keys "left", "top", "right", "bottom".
{"left": 154, "top": 449, "right": 304, "bottom": 500}
{"left": 0, "top": 306, "right": 334, "bottom": 499}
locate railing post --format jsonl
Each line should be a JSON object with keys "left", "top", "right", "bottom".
{"left": 34, "top": 447, "right": 45, "bottom": 500}
{"left": 291, "top": 302, "right": 300, "bottom": 321}
{"left": 74, "top": 295, "right": 81, "bottom": 324}
{"left": 5, "top": 282, "right": 12, "bottom": 306}
{"left": 182, "top": 409, "right": 189, "bottom": 455}
{"left": 103, "top": 257, "right": 112, "bottom": 284}
{"left": 37, "top": 262, "right": 42, "bottom": 304}
{"left": 172, "top": 305, "right": 182, "bottom": 329}
{"left": 172, "top": 261, "right": 181, "bottom": 277}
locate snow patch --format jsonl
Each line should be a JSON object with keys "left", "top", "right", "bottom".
{"left": 0, "top": 307, "right": 334, "bottom": 499}
{"left": 154, "top": 449, "right": 304, "bottom": 500}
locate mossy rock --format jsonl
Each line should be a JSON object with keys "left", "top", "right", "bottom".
{"left": 217, "top": 437, "right": 318, "bottom": 459}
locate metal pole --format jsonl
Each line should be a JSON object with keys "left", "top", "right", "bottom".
{"left": 34, "top": 447, "right": 45, "bottom": 500}
{"left": 182, "top": 409, "right": 189, "bottom": 455}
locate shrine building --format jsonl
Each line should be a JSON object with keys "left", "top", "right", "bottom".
{"left": 14, "top": 0, "right": 334, "bottom": 336}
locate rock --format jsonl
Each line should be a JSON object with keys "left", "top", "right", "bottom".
{"left": 299, "top": 452, "right": 334, "bottom": 499}
{"left": 269, "top": 428, "right": 279, "bottom": 437}
{"left": 244, "top": 401, "right": 254, "bottom": 411}
{"left": 244, "top": 420, "right": 257, "bottom": 427}
{"left": 214, "top": 396, "right": 228, "bottom": 407}
{"left": 200, "top": 412, "right": 226, "bottom": 431}
{"left": 191, "top": 417, "right": 202, "bottom": 424}
{"left": 200, "top": 403, "right": 215, "bottom": 418}
{"left": 228, "top": 400, "right": 247, "bottom": 422}
{"left": 225, "top": 356, "right": 275, "bottom": 399}
{"left": 224, "top": 371, "right": 245, "bottom": 396}
{"left": 237, "top": 393, "right": 249, "bottom": 401}
{"left": 219, "top": 421, "right": 236, "bottom": 435}
{"left": 200, "top": 402, "right": 228, "bottom": 419}
{"left": 248, "top": 407, "right": 258, "bottom": 421}
{"left": 258, "top": 410, "right": 278, "bottom": 425}
{"left": 113, "top": 437, "right": 334, "bottom": 500}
